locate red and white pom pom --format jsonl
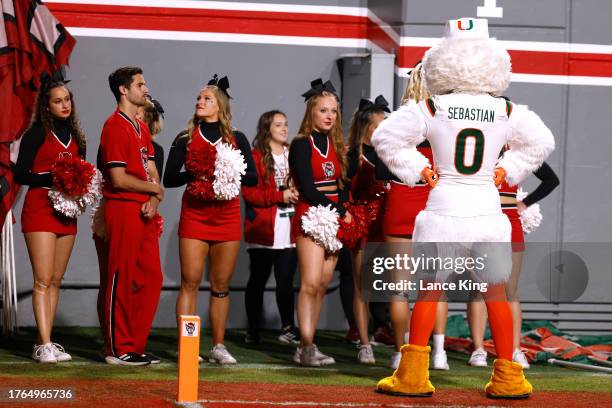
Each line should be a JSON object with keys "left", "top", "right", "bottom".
{"left": 48, "top": 157, "right": 102, "bottom": 218}
{"left": 301, "top": 204, "right": 342, "bottom": 253}
{"left": 213, "top": 142, "right": 247, "bottom": 200}
{"left": 517, "top": 188, "right": 542, "bottom": 234}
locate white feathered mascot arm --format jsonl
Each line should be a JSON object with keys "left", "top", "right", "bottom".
{"left": 371, "top": 102, "right": 429, "bottom": 187}
{"left": 497, "top": 104, "right": 555, "bottom": 186}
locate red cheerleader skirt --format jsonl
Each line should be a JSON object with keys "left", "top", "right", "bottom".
{"left": 382, "top": 181, "right": 428, "bottom": 237}
{"left": 178, "top": 193, "right": 241, "bottom": 241}
{"left": 21, "top": 187, "right": 77, "bottom": 235}
{"left": 365, "top": 195, "right": 385, "bottom": 243}
{"left": 503, "top": 208, "right": 525, "bottom": 252}
{"left": 291, "top": 195, "right": 339, "bottom": 242}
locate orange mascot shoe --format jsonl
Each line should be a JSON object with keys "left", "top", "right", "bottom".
{"left": 376, "top": 344, "right": 435, "bottom": 397}
{"left": 485, "top": 359, "right": 533, "bottom": 399}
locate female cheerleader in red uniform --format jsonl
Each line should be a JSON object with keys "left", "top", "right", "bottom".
{"left": 289, "top": 79, "right": 351, "bottom": 366}
{"left": 15, "top": 73, "right": 86, "bottom": 363}
{"left": 346, "top": 95, "right": 390, "bottom": 364}
{"left": 242, "top": 110, "right": 300, "bottom": 345}
{"left": 164, "top": 75, "right": 257, "bottom": 364}
{"left": 378, "top": 64, "right": 437, "bottom": 369}
{"left": 467, "top": 160, "right": 559, "bottom": 368}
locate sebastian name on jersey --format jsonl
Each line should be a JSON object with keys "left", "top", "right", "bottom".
{"left": 447, "top": 106, "right": 495, "bottom": 123}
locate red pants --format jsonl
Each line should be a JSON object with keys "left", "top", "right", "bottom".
{"left": 104, "top": 199, "right": 163, "bottom": 357}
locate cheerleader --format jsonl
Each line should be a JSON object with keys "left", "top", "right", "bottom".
{"left": 15, "top": 72, "right": 86, "bottom": 363}
{"left": 379, "top": 64, "right": 438, "bottom": 369}
{"left": 142, "top": 98, "right": 166, "bottom": 175}
{"left": 467, "top": 161, "right": 559, "bottom": 368}
{"left": 288, "top": 78, "right": 351, "bottom": 366}
{"left": 345, "top": 95, "right": 390, "bottom": 364}
{"left": 242, "top": 110, "right": 299, "bottom": 345}
{"left": 94, "top": 96, "right": 165, "bottom": 362}
{"left": 164, "top": 75, "right": 257, "bottom": 364}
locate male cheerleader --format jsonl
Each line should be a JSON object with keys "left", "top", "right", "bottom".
{"left": 100, "top": 67, "right": 164, "bottom": 366}
{"left": 372, "top": 18, "right": 554, "bottom": 398}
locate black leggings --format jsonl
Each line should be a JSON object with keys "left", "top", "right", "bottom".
{"left": 337, "top": 247, "right": 356, "bottom": 327}
{"left": 245, "top": 248, "right": 297, "bottom": 332}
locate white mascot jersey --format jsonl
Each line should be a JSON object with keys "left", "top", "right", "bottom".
{"left": 418, "top": 93, "right": 511, "bottom": 217}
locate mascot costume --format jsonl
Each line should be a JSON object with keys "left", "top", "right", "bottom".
{"left": 372, "top": 18, "right": 555, "bottom": 399}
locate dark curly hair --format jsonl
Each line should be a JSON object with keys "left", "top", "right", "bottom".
{"left": 32, "top": 82, "right": 86, "bottom": 155}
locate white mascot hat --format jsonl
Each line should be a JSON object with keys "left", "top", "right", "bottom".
{"left": 444, "top": 18, "right": 489, "bottom": 39}
{"left": 422, "top": 17, "right": 511, "bottom": 96}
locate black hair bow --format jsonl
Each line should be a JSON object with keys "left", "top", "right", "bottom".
{"left": 151, "top": 98, "right": 165, "bottom": 118}
{"left": 208, "top": 74, "right": 232, "bottom": 99}
{"left": 301, "top": 78, "right": 337, "bottom": 102}
{"left": 40, "top": 68, "right": 70, "bottom": 92}
{"left": 358, "top": 95, "right": 390, "bottom": 113}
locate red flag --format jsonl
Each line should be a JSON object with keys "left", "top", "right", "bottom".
{"left": 0, "top": 0, "right": 76, "bottom": 222}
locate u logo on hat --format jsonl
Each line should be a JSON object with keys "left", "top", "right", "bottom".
{"left": 458, "top": 19, "right": 474, "bottom": 31}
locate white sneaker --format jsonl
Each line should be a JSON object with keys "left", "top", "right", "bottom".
{"left": 32, "top": 343, "right": 57, "bottom": 363}
{"left": 50, "top": 343, "right": 72, "bottom": 362}
{"left": 431, "top": 349, "right": 449, "bottom": 370}
{"left": 390, "top": 351, "right": 401, "bottom": 369}
{"left": 208, "top": 344, "right": 237, "bottom": 365}
{"left": 293, "top": 345, "right": 335, "bottom": 365}
{"left": 468, "top": 348, "right": 488, "bottom": 367}
{"left": 312, "top": 345, "right": 335, "bottom": 365}
{"left": 357, "top": 344, "right": 375, "bottom": 365}
{"left": 299, "top": 345, "right": 321, "bottom": 367}
{"left": 513, "top": 348, "right": 530, "bottom": 369}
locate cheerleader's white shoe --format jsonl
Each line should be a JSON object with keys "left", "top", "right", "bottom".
{"left": 32, "top": 343, "right": 57, "bottom": 363}
{"left": 50, "top": 342, "right": 72, "bottom": 362}
{"left": 431, "top": 349, "right": 449, "bottom": 370}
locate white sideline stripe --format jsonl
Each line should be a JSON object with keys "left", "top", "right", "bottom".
{"left": 196, "top": 400, "right": 472, "bottom": 408}
{"left": 395, "top": 68, "right": 612, "bottom": 86}
{"left": 0, "top": 361, "right": 341, "bottom": 370}
{"left": 399, "top": 36, "right": 612, "bottom": 54}
{"left": 44, "top": 0, "right": 367, "bottom": 17}
{"left": 66, "top": 27, "right": 366, "bottom": 48}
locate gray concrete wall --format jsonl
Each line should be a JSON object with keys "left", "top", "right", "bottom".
{"left": 9, "top": 0, "right": 612, "bottom": 332}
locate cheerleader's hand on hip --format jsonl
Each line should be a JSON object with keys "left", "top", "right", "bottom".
{"left": 421, "top": 167, "right": 438, "bottom": 188}
{"left": 493, "top": 167, "right": 507, "bottom": 187}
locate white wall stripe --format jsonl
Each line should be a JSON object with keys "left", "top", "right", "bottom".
{"left": 396, "top": 68, "right": 612, "bottom": 86}
{"left": 400, "top": 36, "right": 612, "bottom": 54}
{"left": 48, "top": 1, "right": 612, "bottom": 55}
{"left": 513, "top": 73, "right": 612, "bottom": 86}
{"left": 45, "top": 0, "right": 367, "bottom": 17}
{"left": 66, "top": 27, "right": 367, "bottom": 48}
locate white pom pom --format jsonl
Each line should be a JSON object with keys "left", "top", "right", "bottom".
{"left": 517, "top": 188, "right": 542, "bottom": 234}
{"left": 301, "top": 204, "right": 342, "bottom": 253}
{"left": 48, "top": 190, "right": 82, "bottom": 217}
{"left": 213, "top": 142, "right": 247, "bottom": 200}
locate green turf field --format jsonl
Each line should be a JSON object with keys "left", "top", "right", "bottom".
{"left": 1, "top": 327, "right": 611, "bottom": 393}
